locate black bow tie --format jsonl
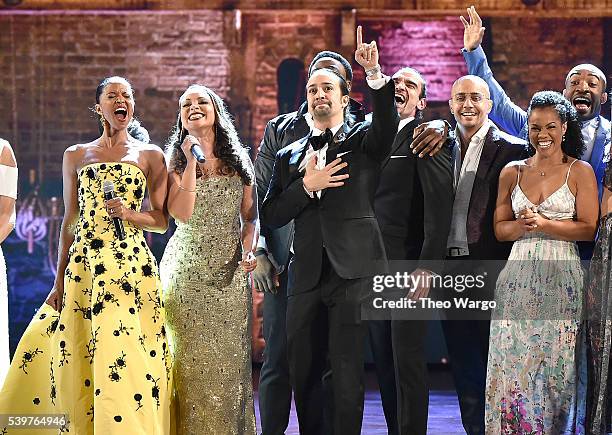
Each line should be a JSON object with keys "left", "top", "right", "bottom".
{"left": 309, "top": 128, "right": 333, "bottom": 151}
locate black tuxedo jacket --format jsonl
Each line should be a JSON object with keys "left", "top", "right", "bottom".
{"left": 255, "top": 99, "right": 365, "bottom": 269}
{"left": 462, "top": 124, "right": 530, "bottom": 260}
{"left": 261, "top": 80, "right": 399, "bottom": 294}
{"left": 374, "top": 119, "right": 454, "bottom": 271}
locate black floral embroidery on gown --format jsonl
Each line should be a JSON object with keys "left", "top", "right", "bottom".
{"left": 0, "top": 162, "right": 172, "bottom": 435}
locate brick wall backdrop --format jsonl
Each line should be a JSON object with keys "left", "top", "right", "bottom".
{"left": 238, "top": 11, "right": 342, "bottom": 146}
{"left": 488, "top": 17, "right": 605, "bottom": 110}
{"left": 0, "top": 11, "right": 230, "bottom": 181}
{"left": 349, "top": 16, "right": 467, "bottom": 116}
{"left": 0, "top": 10, "right": 610, "bottom": 180}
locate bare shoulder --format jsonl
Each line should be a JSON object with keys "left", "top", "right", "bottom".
{"left": 569, "top": 158, "right": 594, "bottom": 175}
{"left": 64, "top": 143, "right": 89, "bottom": 162}
{"left": 499, "top": 160, "right": 522, "bottom": 181}
{"left": 140, "top": 144, "right": 166, "bottom": 173}
{"left": 0, "top": 139, "right": 16, "bottom": 167}
{"left": 139, "top": 142, "right": 164, "bottom": 156}
{"left": 568, "top": 158, "right": 596, "bottom": 184}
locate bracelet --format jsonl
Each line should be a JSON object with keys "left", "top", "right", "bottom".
{"left": 178, "top": 184, "right": 196, "bottom": 193}
{"left": 365, "top": 64, "right": 381, "bottom": 78}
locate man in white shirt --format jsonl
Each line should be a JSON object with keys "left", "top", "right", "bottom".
{"left": 442, "top": 75, "right": 528, "bottom": 435}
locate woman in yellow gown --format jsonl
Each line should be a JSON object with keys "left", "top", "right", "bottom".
{"left": 0, "top": 76, "right": 172, "bottom": 435}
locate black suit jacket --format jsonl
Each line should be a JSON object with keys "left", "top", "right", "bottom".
{"left": 461, "top": 123, "right": 530, "bottom": 260}
{"left": 255, "top": 99, "right": 366, "bottom": 269}
{"left": 374, "top": 119, "right": 454, "bottom": 272}
{"left": 261, "top": 80, "right": 399, "bottom": 294}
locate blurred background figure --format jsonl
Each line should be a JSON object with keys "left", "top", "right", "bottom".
{"left": 0, "top": 137, "right": 17, "bottom": 388}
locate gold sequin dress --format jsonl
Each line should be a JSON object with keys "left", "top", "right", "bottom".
{"left": 160, "top": 175, "right": 256, "bottom": 435}
{"left": 0, "top": 162, "right": 172, "bottom": 435}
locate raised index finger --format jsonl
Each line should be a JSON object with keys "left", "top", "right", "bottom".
{"left": 357, "top": 25, "right": 363, "bottom": 47}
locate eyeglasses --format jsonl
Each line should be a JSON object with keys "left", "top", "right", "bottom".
{"left": 451, "top": 93, "right": 487, "bottom": 103}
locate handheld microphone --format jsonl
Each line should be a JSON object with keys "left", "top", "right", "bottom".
{"left": 102, "top": 180, "right": 126, "bottom": 241}
{"left": 191, "top": 143, "right": 206, "bottom": 163}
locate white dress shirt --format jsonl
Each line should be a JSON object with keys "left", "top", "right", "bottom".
{"left": 581, "top": 117, "right": 599, "bottom": 161}
{"left": 397, "top": 116, "right": 415, "bottom": 133}
{"left": 447, "top": 120, "right": 492, "bottom": 255}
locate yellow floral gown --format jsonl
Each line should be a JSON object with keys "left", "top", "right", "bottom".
{"left": 0, "top": 162, "right": 172, "bottom": 435}
{"left": 160, "top": 175, "right": 256, "bottom": 435}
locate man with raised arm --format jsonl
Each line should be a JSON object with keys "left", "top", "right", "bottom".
{"left": 461, "top": 6, "right": 610, "bottom": 198}
{"left": 261, "top": 27, "right": 398, "bottom": 435}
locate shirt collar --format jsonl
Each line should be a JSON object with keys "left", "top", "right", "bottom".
{"left": 312, "top": 121, "right": 344, "bottom": 137}
{"left": 454, "top": 119, "right": 492, "bottom": 148}
{"left": 398, "top": 116, "right": 415, "bottom": 132}
{"left": 582, "top": 117, "right": 599, "bottom": 129}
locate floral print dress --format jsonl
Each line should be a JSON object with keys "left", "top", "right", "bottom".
{"left": 485, "top": 161, "right": 586, "bottom": 434}
{"left": 0, "top": 162, "right": 172, "bottom": 435}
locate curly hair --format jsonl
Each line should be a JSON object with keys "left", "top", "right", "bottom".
{"left": 526, "top": 91, "right": 585, "bottom": 159}
{"left": 94, "top": 76, "right": 150, "bottom": 143}
{"left": 165, "top": 84, "right": 254, "bottom": 185}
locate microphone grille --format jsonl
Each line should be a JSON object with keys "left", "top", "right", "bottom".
{"left": 102, "top": 180, "right": 115, "bottom": 194}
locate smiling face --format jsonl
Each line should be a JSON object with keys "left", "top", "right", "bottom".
{"left": 392, "top": 68, "right": 426, "bottom": 120}
{"left": 449, "top": 76, "right": 492, "bottom": 131}
{"left": 179, "top": 87, "right": 216, "bottom": 134}
{"left": 563, "top": 66, "right": 607, "bottom": 121}
{"left": 96, "top": 79, "right": 134, "bottom": 131}
{"left": 306, "top": 69, "right": 349, "bottom": 125}
{"left": 528, "top": 106, "right": 567, "bottom": 156}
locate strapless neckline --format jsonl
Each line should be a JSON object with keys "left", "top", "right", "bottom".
{"left": 79, "top": 161, "right": 146, "bottom": 179}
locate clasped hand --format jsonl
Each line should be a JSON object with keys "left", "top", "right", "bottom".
{"left": 517, "top": 207, "right": 547, "bottom": 233}
{"left": 303, "top": 157, "right": 349, "bottom": 193}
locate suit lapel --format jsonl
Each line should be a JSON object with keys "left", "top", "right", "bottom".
{"left": 382, "top": 120, "right": 416, "bottom": 169}
{"left": 321, "top": 124, "right": 350, "bottom": 200}
{"left": 285, "top": 115, "right": 310, "bottom": 146}
{"left": 289, "top": 137, "right": 310, "bottom": 178}
{"left": 326, "top": 123, "right": 350, "bottom": 163}
{"left": 466, "top": 127, "right": 501, "bottom": 240}
{"left": 473, "top": 128, "right": 499, "bottom": 183}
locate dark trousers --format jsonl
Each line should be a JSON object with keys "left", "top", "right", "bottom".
{"left": 259, "top": 268, "right": 291, "bottom": 435}
{"left": 287, "top": 252, "right": 367, "bottom": 435}
{"left": 440, "top": 256, "right": 492, "bottom": 435}
{"left": 368, "top": 320, "right": 399, "bottom": 435}
{"left": 391, "top": 319, "right": 428, "bottom": 435}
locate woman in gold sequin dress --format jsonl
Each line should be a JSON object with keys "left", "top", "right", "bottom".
{"left": 160, "top": 84, "right": 258, "bottom": 435}
{"left": 0, "top": 76, "right": 172, "bottom": 435}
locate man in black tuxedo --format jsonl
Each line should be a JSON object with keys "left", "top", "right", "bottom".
{"left": 253, "top": 50, "right": 364, "bottom": 435}
{"left": 373, "top": 67, "right": 454, "bottom": 435}
{"left": 442, "top": 75, "right": 528, "bottom": 434}
{"left": 261, "top": 27, "right": 398, "bottom": 435}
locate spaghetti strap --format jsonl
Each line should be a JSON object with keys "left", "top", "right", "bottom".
{"left": 565, "top": 159, "right": 578, "bottom": 183}
{"left": 516, "top": 164, "right": 522, "bottom": 185}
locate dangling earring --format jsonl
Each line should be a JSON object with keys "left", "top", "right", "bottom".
{"left": 99, "top": 114, "right": 106, "bottom": 126}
